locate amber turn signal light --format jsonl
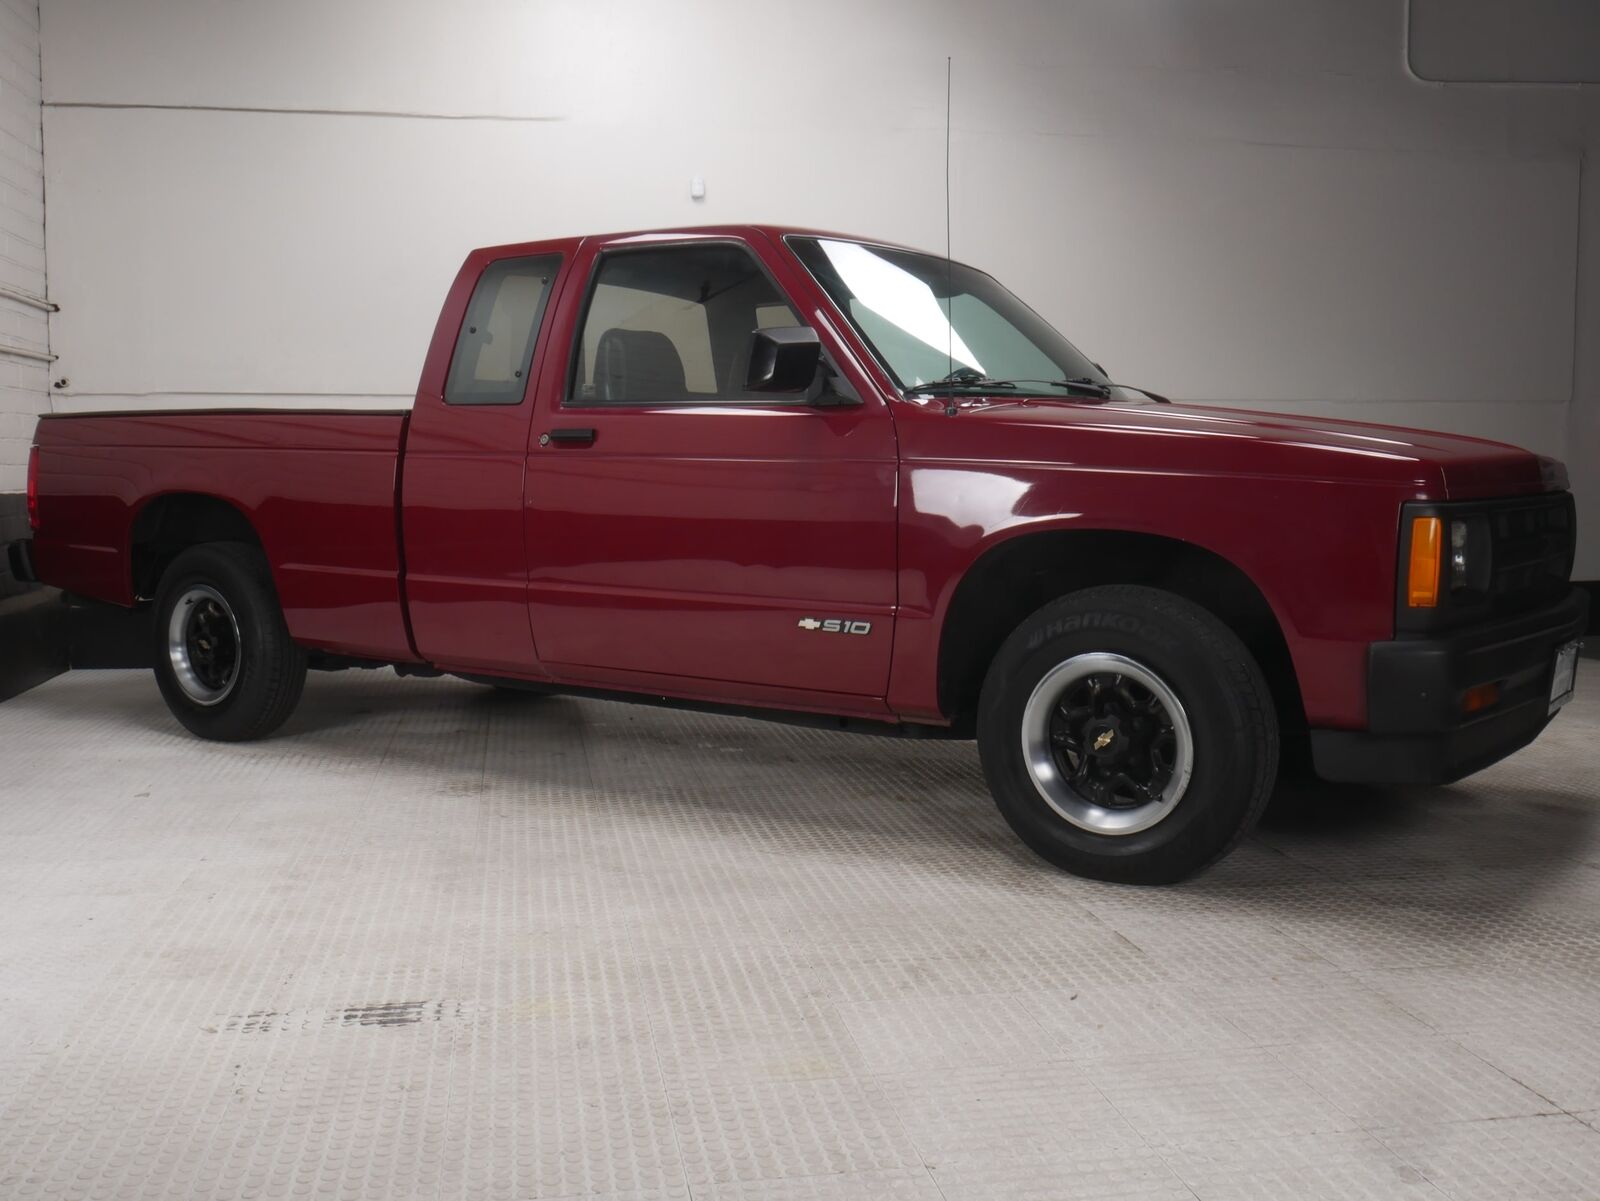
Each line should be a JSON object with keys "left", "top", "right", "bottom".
{"left": 1462, "top": 682, "right": 1500, "bottom": 715}
{"left": 1406, "top": 516, "right": 1442, "bottom": 608}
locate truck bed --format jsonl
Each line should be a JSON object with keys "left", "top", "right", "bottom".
{"left": 31, "top": 410, "right": 416, "bottom": 663}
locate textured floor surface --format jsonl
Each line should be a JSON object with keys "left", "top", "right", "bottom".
{"left": 2, "top": 668, "right": 1598, "bottom": 1201}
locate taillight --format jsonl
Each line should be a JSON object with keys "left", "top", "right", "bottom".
{"left": 26, "top": 445, "right": 39, "bottom": 531}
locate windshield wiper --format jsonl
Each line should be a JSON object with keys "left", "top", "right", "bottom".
{"left": 1077, "top": 379, "right": 1171, "bottom": 404}
{"left": 931, "top": 378, "right": 1111, "bottom": 398}
{"left": 1028, "top": 377, "right": 1172, "bottom": 403}
{"left": 903, "top": 372, "right": 1169, "bottom": 403}
{"left": 905, "top": 370, "right": 1104, "bottom": 396}
{"left": 1049, "top": 377, "right": 1112, "bottom": 397}
{"left": 903, "top": 367, "right": 1018, "bottom": 393}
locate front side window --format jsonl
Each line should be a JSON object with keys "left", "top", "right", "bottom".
{"left": 569, "top": 243, "right": 803, "bottom": 405}
{"left": 788, "top": 236, "right": 1106, "bottom": 394}
{"left": 445, "top": 254, "right": 561, "bottom": 405}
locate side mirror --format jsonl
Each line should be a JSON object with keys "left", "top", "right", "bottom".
{"left": 746, "top": 326, "right": 822, "bottom": 393}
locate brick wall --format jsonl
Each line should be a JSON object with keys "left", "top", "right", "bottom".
{"left": 0, "top": 0, "right": 47, "bottom": 598}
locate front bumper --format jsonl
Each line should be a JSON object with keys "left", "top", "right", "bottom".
{"left": 1311, "top": 587, "right": 1589, "bottom": 785}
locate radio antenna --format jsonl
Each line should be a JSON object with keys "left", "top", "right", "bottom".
{"left": 944, "top": 55, "right": 954, "bottom": 389}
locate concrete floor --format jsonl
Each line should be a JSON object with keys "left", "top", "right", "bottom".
{"left": 2, "top": 668, "right": 1598, "bottom": 1201}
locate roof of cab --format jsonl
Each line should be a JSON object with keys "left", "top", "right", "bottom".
{"left": 469, "top": 225, "right": 936, "bottom": 261}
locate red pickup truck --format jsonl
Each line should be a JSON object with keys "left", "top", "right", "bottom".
{"left": 13, "top": 225, "right": 1587, "bottom": 883}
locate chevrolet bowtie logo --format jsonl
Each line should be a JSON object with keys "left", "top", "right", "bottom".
{"left": 796, "top": 617, "right": 872, "bottom": 635}
{"left": 1094, "top": 729, "right": 1116, "bottom": 751}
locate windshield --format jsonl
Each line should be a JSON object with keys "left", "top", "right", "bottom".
{"left": 787, "top": 236, "right": 1107, "bottom": 393}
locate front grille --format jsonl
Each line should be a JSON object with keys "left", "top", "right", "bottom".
{"left": 1487, "top": 493, "right": 1575, "bottom": 613}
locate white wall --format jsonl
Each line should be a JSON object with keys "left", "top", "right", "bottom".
{"left": 35, "top": 0, "right": 1600, "bottom": 574}
{"left": 0, "top": 0, "right": 46, "bottom": 497}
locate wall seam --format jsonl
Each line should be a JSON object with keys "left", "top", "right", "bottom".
{"left": 35, "top": 0, "right": 52, "bottom": 414}
{"left": 43, "top": 100, "right": 561, "bottom": 123}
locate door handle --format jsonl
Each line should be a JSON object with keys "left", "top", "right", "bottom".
{"left": 542, "top": 427, "right": 597, "bottom": 447}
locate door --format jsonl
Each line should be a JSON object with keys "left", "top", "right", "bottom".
{"left": 523, "top": 235, "right": 899, "bottom": 708}
{"left": 401, "top": 248, "right": 567, "bottom": 673}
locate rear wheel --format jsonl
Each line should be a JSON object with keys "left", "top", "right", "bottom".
{"left": 977, "top": 585, "right": 1277, "bottom": 884}
{"left": 152, "top": 543, "right": 307, "bottom": 741}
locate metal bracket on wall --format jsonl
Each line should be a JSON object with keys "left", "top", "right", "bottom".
{"left": 0, "top": 341, "right": 57, "bottom": 363}
{"left": 0, "top": 284, "right": 58, "bottom": 363}
{"left": 0, "top": 283, "right": 58, "bottom": 312}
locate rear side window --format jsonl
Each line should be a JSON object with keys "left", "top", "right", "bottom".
{"left": 569, "top": 243, "right": 802, "bottom": 406}
{"left": 444, "top": 254, "right": 561, "bottom": 405}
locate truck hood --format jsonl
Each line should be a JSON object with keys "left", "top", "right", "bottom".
{"left": 941, "top": 397, "right": 1562, "bottom": 499}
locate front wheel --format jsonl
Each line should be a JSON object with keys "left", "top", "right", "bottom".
{"left": 977, "top": 585, "right": 1278, "bottom": 884}
{"left": 152, "top": 542, "right": 307, "bottom": 741}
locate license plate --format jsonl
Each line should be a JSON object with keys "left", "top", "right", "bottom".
{"left": 1549, "top": 640, "right": 1581, "bottom": 714}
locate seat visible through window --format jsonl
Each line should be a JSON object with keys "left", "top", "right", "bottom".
{"left": 593, "top": 329, "right": 688, "bottom": 403}
{"left": 570, "top": 243, "right": 804, "bottom": 405}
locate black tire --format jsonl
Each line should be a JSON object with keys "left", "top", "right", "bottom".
{"left": 977, "top": 585, "right": 1277, "bottom": 884}
{"left": 151, "top": 542, "right": 307, "bottom": 741}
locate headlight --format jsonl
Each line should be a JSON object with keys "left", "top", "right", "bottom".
{"left": 1448, "top": 516, "right": 1492, "bottom": 594}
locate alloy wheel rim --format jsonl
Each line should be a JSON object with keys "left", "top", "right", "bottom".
{"left": 167, "top": 585, "right": 242, "bottom": 706}
{"left": 1019, "top": 652, "right": 1194, "bottom": 836}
